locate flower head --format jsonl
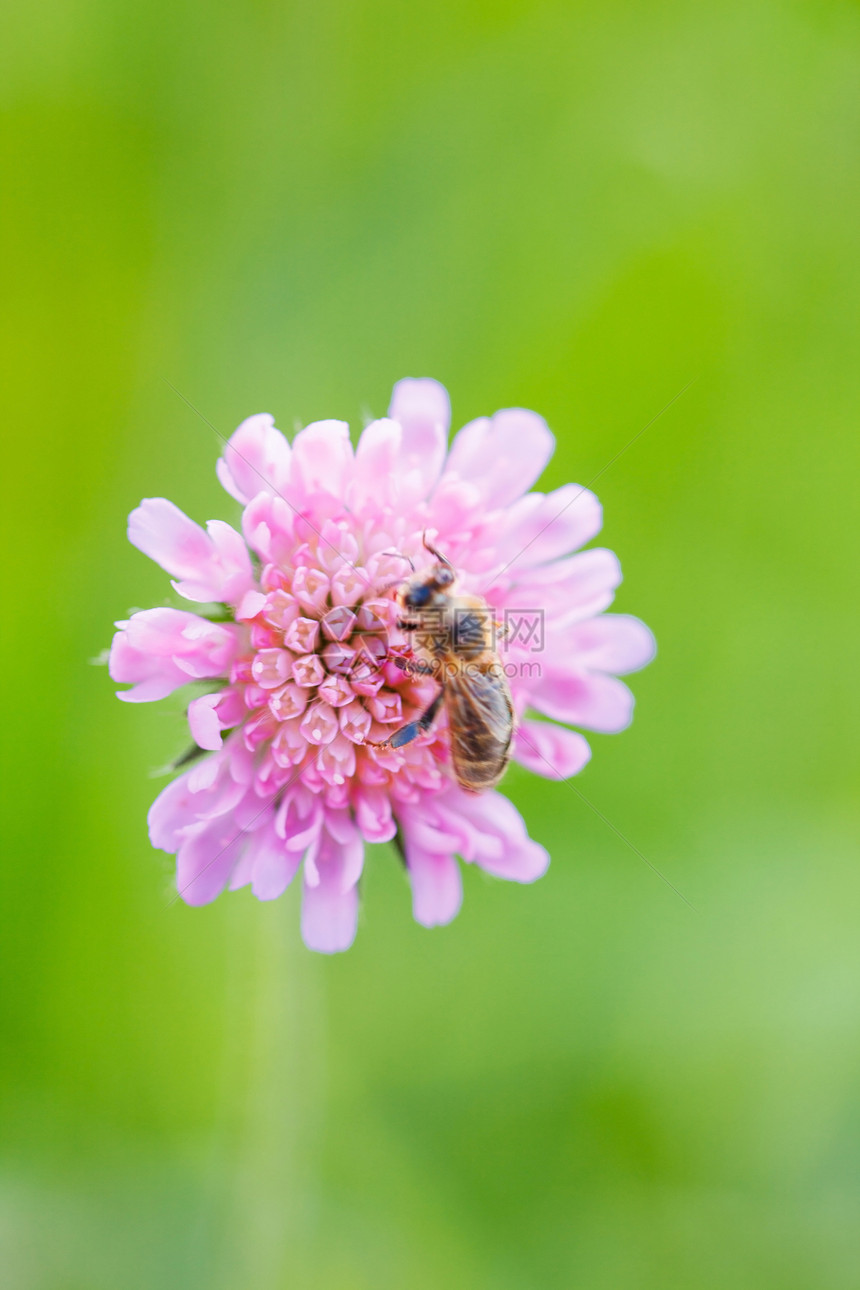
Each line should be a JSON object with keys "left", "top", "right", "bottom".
{"left": 110, "top": 379, "right": 654, "bottom": 951}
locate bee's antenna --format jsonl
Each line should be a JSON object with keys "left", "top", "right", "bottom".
{"left": 422, "top": 530, "right": 452, "bottom": 567}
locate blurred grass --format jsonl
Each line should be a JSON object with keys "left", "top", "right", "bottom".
{"left": 2, "top": 0, "right": 860, "bottom": 1286}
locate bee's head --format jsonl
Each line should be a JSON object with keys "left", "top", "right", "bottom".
{"left": 400, "top": 561, "right": 456, "bottom": 609}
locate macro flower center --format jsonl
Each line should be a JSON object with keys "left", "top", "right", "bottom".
{"left": 227, "top": 524, "right": 444, "bottom": 801}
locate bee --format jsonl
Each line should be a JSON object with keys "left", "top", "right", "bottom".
{"left": 376, "top": 535, "right": 515, "bottom": 792}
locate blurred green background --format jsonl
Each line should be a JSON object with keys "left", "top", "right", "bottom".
{"left": 3, "top": 0, "right": 860, "bottom": 1286}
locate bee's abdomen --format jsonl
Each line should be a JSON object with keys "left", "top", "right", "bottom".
{"left": 446, "top": 669, "right": 514, "bottom": 793}
{"left": 453, "top": 745, "right": 512, "bottom": 792}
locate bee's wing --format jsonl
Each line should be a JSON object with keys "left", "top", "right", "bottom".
{"left": 445, "top": 669, "right": 514, "bottom": 791}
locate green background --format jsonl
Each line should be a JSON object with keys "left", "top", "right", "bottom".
{"left": 3, "top": 1, "right": 860, "bottom": 1286}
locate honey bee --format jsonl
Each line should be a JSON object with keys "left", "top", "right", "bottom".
{"left": 376, "top": 535, "right": 515, "bottom": 792}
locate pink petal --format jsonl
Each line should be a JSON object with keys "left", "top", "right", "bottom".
{"left": 271, "top": 718, "right": 306, "bottom": 767}
{"left": 351, "top": 418, "right": 401, "bottom": 507}
{"left": 185, "top": 760, "right": 247, "bottom": 821}
{"left": 300, "top": 829, "right": 361, "bottom": 953}
{"left": 148, "top": 773, "right": 201, "bottom": 851}
{"left": 422, "top": 473, "right": 483, "bottom": 549}
{"left": 237, "top": 590, "right": 267, "bottom": 621}
{"left": 227, "top": 845, "right": 257, "bottom": 892}
{"left": 490, "top": 834, "right": 551, "bottom": 882}
{"left": 269, "top": 682, "right": 308, "bottom": 721}
{"left": 389, "top": 377, "right": 451, "bottom": 439}
{"left": 490, "top": 484, "right": 602, "bottom": 572}
{"left": 109, "top": 633, "right": 187, "bottom": 703}
{"left": 436, "top": 788, "right": 549, "bottom": 882}
{"left": 400, "top": 807, "right": 461, "bottom": 855}
{"left": 215, "top": 413, "right": 291, "bottom": 504}
{"left": 327, "top": 815, "right": 365, "bottom": 891}
{"left": 248, "top": 821, "right": 301, "bottom": 901}
{"left": 262, "top": 590, "right": 299, "bottom": 630}
{"left": 323, "top": 806, "right": 359, "bottom": 847}
{"left": 290, "top": 420, "right": 353, "bottom": 500}
{"left": 316, "top": 735, "right": 357, "bottom": 788}
{"left": 444, "top": 408, "right": 554, "bottom": 508}
{"left": 300, "top": 702, "right": 339, "bottom": 746}
{"left": 331, "top": 564, "right": 372, "bottom": 607}
{"left": 503, "top": 548, "right": 621, "bottom": 622}
{"left": 251, "top": 648, "right": 292, "bottom": 689}
{"left": 176, "top": 817, "right": 247, "bottom": 906}
{"left": 386, "top": 378, "right": 450, "bottom": 501}
{"left": 405, "top": 844, "right": 462, "bottom": 928}
{"left": 148, "top": 757, "right": 251, "bottom": 851}
{"left": 276, "top": 787, "right": 323, "bottom": 854}
{"left": 187, "top": 693, "right": 229, "bottom": 751}
{"left": 529, "top": 669, "right": 635, "bottom": 733}
{"left": 301, "top": 877, "right": 359, "bottom": 953}
{"left": 339, "top": 700, "right": 371, "bottom": 745}
{"left": 283, "top": 616, "right": 320, "bottom": 653}
{"left": 241, "top": 492, "right": 296, "bottom": 563}
{"left": 553, "top": 615, "right": 656, "bottom": 675}
{"left": 128, "top": 497, "right": 210, "bottom": 575}
{"left": 109, "top": 609, "right": 238, "bottom": 702}
{"left": 199, "top": 520, "right": 254, "bottom": 604}
{"left": 128, "top": 499, "right": 252, "bottom": 604}
{"left": 318, "top": 673, "right": 353, "bottom": 708}
{"left": 354, "top": 786, "right": 396, "bottom": 844}
{"left": 513, "top": 720, "right": 591, "bottom": 779}
{"left": 292, "top": 653, "right": 325, "bottom": 688}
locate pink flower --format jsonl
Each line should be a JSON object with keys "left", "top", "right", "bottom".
{"left": 110, "top": 380, "right": 654, "bottom": 952}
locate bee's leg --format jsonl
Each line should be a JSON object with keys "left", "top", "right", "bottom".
{"left": 390, "top": 692, "right": 444, "bottom": 749}
{"left": 372, "top": 691, "right": 444, "bottom": 751}
{"left": 393, "top": 656, "right": 435, "bottom": 676}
